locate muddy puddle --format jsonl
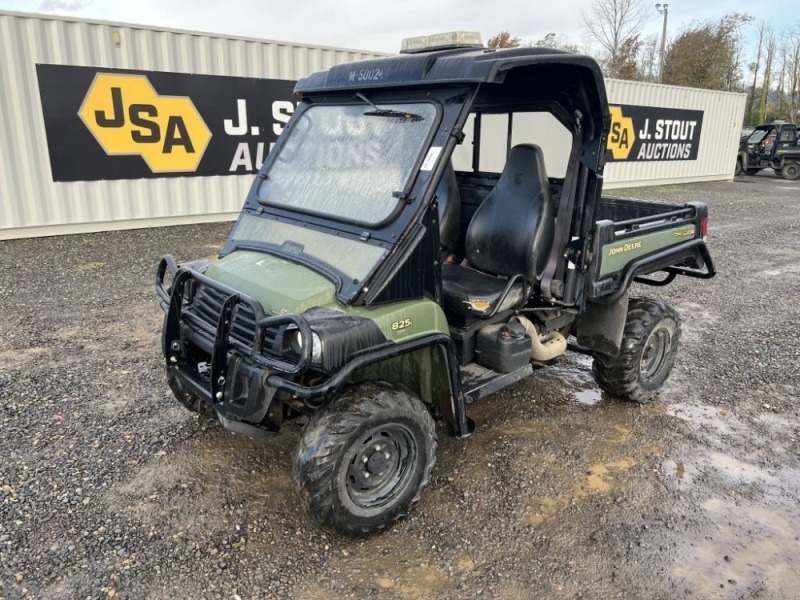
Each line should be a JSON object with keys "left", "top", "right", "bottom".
{"left": 544, "top": 351, "right": 608, "bottom": 406}
{"left": 660, "top": 395, "right": 800, "bottom": 596}
{"left": 674, "top": 479, "right": 800, "bottom": 597}
{"left": 96, "top": 345, "right": 800, "bottom": 599}
{"left": 293, "top": 532, "right": 457, "bottom": 600}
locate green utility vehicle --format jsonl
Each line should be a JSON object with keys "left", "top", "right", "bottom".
{"left": 156, "top": 32, "right": 716, "bottom": 535}
{"left": 735, "top": 122, "right": 800, "bottom": 180}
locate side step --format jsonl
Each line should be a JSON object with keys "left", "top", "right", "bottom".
{"left": 461, "top": 362, "right": 533, "bottom": 404}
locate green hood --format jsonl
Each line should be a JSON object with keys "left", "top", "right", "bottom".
{"left": 204, "top": 250, "right": 336, "bottom": 315}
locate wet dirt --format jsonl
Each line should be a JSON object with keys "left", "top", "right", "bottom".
{"left": 1, "top": 176, "right": 800, "bottom": 599}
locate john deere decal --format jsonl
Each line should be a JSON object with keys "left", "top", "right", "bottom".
{"left": 606, "top": 104, "right": 704, "bottom": 162}
{"left": 36, "top": 64, "right": 297, "bottom": 181}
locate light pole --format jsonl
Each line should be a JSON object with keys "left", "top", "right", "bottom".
{"left": 655, "top": 3, "right": 669, "bottom": 84}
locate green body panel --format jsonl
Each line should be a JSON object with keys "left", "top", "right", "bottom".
{"left": 344, "top": 300, "right": 449, "bottom": 341}
{"left": 352, "top": 345, "right": 451, "bottom": 407}
{"left": 599, "top": 225, "right": 697, "bottom": 277}
{"left": 203, "top": 250, "right": 452, "bottom": 404}
{"left": 204, "top": 250, "right": 449, "bottom": 340}
{"left": 205, "top": 251, "right": 337, "bottom": 315}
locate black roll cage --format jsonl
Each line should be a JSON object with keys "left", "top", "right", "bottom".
{"left": 225, "top": 47, "right": 610, "bottom": 310}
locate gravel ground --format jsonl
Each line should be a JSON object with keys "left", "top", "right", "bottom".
{"left": 1, "top": 171, "right": 799, "bottom": 600}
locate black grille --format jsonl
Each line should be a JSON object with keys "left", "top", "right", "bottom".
{"left": 186, "top": 283, "right": 287, "bottom": 358}
{"left": 262, "top": 325, "right": 285, "bottom": 358}
{"left": 188, "top": 284, "right": 257, "bottom": 348}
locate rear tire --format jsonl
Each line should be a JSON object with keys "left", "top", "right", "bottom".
{"left": 734, "top": 159, "right": 743, "bottom": 176}
{"left": 591, "top": 297, "right": 681, "bottom": 403}
{"left": 745, "top": 168, "right": 761, "bottom": 176}
{"left": 292, "top": 381, "right": 437, "bottom": 535}
{"left": 781, "top": 162, "right": 799, "bottom": 181}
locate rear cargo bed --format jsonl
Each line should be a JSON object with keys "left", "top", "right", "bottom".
{"left": 597, "top": 196, "right": 683, "bottom": 222}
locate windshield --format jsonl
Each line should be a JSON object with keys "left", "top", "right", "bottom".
{"left": 257, "top": 102, "right": 437, "bottom": 225}
{"left": 229, "top": 214, "right": 388, "bottom": 283}
{"left": 747, "top": 129, "right": 769, "bottom": 144}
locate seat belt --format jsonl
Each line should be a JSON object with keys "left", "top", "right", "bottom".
{"left": 541, "top": 114, "right": 582, "bottom": 302}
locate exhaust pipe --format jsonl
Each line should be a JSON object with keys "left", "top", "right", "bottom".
{"left": 509, "top": 315, "right": 567, "bottom": 362}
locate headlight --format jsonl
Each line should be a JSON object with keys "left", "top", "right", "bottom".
{"left": 280, "top": 308, "right": 388, "bottom": 373}
{"left": 290, "top": 329, "right": 322, "bottom": 365}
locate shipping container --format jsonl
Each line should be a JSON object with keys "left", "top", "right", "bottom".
{"left": 0, "top": 11, "right": 747, "bottom": 240}
{"left": 0, "top": 10, "right": 385, "bottom": 240}
{"left": 602, "top": 79, "right": 747, "bottom": 189}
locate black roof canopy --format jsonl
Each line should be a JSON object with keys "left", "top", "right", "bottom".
{"left": 295, "top": 46, "right": 610, "bottom": 132}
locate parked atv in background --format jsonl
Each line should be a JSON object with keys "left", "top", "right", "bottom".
{"left": 736, "top": 123, "right": 800, "bottom": 180}
{"left": 155, "top": 32, "right": 716, "bottom": 535}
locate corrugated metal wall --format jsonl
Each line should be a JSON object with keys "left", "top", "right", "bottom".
{"left": 0, "top": 11, "right": 384, "bottom": 240}
{"left": 0, "top": 11, "right": 747, "bottom": 240}
{"left": 603, "top": 78, "right": 747, "bottom": 189}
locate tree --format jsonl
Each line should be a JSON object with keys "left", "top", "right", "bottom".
{"left": 747, "top": 21, "right": 768, "bottom": 123}
{"left": 530, "top": 33, "right": 580, "bottom": 53}
{"left": 785, "top": 24, "right": 800, "bottom": 122}
{"left": 776, "top": 44, "right": 788, "bottom": 119}
{"left": 757, "top": 27, "right": 777, "bottom": 123}
{"left": 768, "top": 24, "right": 800, "bottom": 122}
{"left": 663, "top": 25, "right": 725, "bottom": 89}
{"left": 582, "top": 0, "right": 649, "bottom": 75}
{"left": 663, "top": 14, "right": 752, "bottom": 91}
{"left": 638, "top": 34, "right": 660, "bottom": 82}
{"left": 607, "top": 34, "right": 642, "bottom": 79}
{"left": 719, "top": 13, "right": 753, "bottom": 91}
{"left": 486, "top": 30, "right": 581, "bottom": 53}
{"left": 487, "top": 30, "right": 521, "bottom": 49}
{"left": 741, "top": 22, "right": 800, "bottom": 123}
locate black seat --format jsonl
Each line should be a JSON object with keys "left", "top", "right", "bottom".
{"left": 441, "top": 263, "right": 525, "bottom": 316}
{"left": 442, "top": 144, "right": 555, "bottom": 317}
{"left": 435, "top": 163, "right": 461, "bottom": 255}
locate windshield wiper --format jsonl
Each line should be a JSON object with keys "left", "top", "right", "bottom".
{"left": 355, "top": 92, "right": 423, "bottom": 121}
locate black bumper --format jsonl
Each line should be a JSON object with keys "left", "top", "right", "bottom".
{"left": 156, "top": 255, "right": 314, "bottom": 425}
{"left": 155, "top": 255, "right": 471, "bottom": 437}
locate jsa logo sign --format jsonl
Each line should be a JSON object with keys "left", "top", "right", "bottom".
{"left": 37, "top": 65, "right": 298, "bottom": 181}
{"left": 606, "top": 104, "right": 704, "bottom": 163}
{"left": 607, "top": 105, "right": 636, "bottom": 161}
{"left": 78, "top": 74, "right": 212, "bottom": 173}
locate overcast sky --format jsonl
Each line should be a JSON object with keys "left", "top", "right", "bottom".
{"left": 0, "top": 0, "right": 791, "bottom": 55}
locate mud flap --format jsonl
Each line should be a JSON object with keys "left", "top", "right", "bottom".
{"left": 575, "top": 294, "right": 629, "bottom": 357}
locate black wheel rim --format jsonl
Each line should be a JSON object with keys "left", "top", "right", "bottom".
{"left": 640, "top": 326, "right": 671, "bottom": 380}
{"left": 346, "top": 424, "right": 416, "bottom": 509}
